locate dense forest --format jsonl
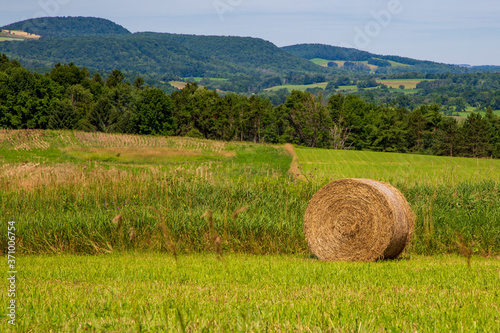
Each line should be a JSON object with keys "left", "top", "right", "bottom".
{"left": 1, "top": 55, "right": 498, "bottom": 158}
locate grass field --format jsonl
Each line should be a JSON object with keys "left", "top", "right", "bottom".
{"left": 453, "top": 109, "right": 500, "bottom": 118}
{"left": 386, "top": 60, "right": 411, "bottom": 67}
{"left": 0, "top": 37, "right": 24, "bottom": 42}
{"left": 294, "top": 147, "right": 500, "bottom": 185}
{"left": 1, "top": 253, "right": 498, "bottom": 332}
{"left": 265, "top": 82, "right": 328, "bottom": 92}
{"left": 168, "top": 81, "right": 188, "bottom": 89}
{"left": 294, "top": 147, "right": 500, "bottom": 256}
{"left": 1, "top": 130, "right": 499, "bottom": 331}
{"left": 377, "top": 79, "right": 421, "bottom": 89}
{"left": 1, "top": 129, "right": 499, "bottom": 256}
{"left": 309, "top": 58, "right": 331, "bottom": 67}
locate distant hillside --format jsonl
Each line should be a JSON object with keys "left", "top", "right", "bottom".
{"left": 1, "top": 16, "right": 131, "bottom": 38}
{"left": 281, "top": 43, "right": 469, "bottom": 74}
{"left": 0, "top": 35, "right": 238, "bottom": 78}
{"left": 0, "top": 18, "right": 332, "bottom": 81}
{"left": 472, "top": 65, "right": 500, "bottom": 73}
{"left": 136, "top": 33, "right": 328, "bottom": 76}
{"left": 282, "top": 44, "right": 375, "bottom": 62}
{"left": 2, "top": 16, "right": 499, "bottom": 94}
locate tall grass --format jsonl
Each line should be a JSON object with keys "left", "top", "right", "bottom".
{"left": 1, "top": 130, "right": 499, "bottom": 256}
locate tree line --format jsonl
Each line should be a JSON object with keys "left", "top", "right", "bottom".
{"left": 1, "top": 55, "right": 498, "bottom": 158}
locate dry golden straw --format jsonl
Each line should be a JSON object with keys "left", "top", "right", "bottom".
{"left": 304, "top": 178, "right": 415, "bottom": 262}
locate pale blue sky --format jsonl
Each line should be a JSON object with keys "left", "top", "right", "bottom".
{"left": 1, "top": 0, "right": 499, "bottom": 65}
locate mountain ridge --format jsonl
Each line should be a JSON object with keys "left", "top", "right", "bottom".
{"left": 1, "top": 16, "right": 499, "bottom": 93}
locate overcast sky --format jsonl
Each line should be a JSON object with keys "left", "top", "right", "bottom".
{"left": 1, "top": 0, "right": 500, "bottom": 66}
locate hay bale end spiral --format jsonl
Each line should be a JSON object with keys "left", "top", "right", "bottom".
{"left": 304, "top": 178, "right": 415, "bottom": 262}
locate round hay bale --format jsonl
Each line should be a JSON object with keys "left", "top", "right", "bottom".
{"left": 304, "top": 178, "right": 415, "bottom": 262}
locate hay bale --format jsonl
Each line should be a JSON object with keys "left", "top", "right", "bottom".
{"left": 304, "top": 178, "right": 414, "bottom": 262}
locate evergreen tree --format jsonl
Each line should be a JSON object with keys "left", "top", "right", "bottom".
{"left": 88, "top": 96, "right": 113, "bottom": 132}
{"left": 484, "top": 107, "right": 500, "bottom": 158}
{"left": 458, "top": 113, "right": 491, "bottom": 157}
{"left": 48, "top": 98, "right": 78, "bottom": 129}
{"left": 106, "top": 69, "right": 125, "bottom": 88}
{"left": 433, "top": 117, "right": 459, "bottom": 156}
{"left": 368, "top": 107, "right": 407, "bottom": 152}
{"left": 405, "top": 105, "right": 441, "bottom": 152}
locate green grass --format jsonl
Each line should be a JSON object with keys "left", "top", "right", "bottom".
{"left": 1, "top": 130, "right": 500, "bottom": 332}
{"left": 377, "top": 79, "right": 421, "bottom": 89}
{"left": 309, "top": 58, "right": 330, "bottom": 66}
{"left": 294, "top": 147, "right": 500, "bottom": 185}
{"left": 1, "top": 253, "right": 498, "bottom": 332}
{"left": 386, "top": 60, "right": 411, "bottom": 67}
{"left": 1, "top": 130, "right": 499, "bottom": 256}
{"left": 454, "top": 109, "right": 500, "bottom": 118}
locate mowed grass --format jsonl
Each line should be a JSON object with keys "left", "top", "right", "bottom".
{"left": 168, "top": 81, "right": 189, "bottom": 90}
{"left": 294, "top": 147, "right": 500, "bottom": 186}
{"left": 1, "top": 253, "right": 499, "bottom": 332}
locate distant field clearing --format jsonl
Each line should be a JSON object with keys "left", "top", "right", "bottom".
{"left": 0, "top": 37, "right": 24, "bottom": 42}
{"left": 169, "top": 81, "right": 188, "bottom": 89}
{"left": 265, "top": 82, "right": 328, "bottom": 92}
{"left": 377, "top": 80, "right": 423, "bottom": 89}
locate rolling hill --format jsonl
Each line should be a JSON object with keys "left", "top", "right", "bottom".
{"left": 1, "top": 16, "right": 131, "bottom": 38}
{"left": 135, "top": 32, "right": 327, "bottom": 76}
{"left": 280, "top": 43, "right": 468, "bottom": 74}
{"left": 0, "top": 17, "right": 333, "bottom": 91}
{"left": 0, "top": 34, "right": 240, "bottom": 78}
{"left": 1, "top": 16, "right": 499, "bottom": 94}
